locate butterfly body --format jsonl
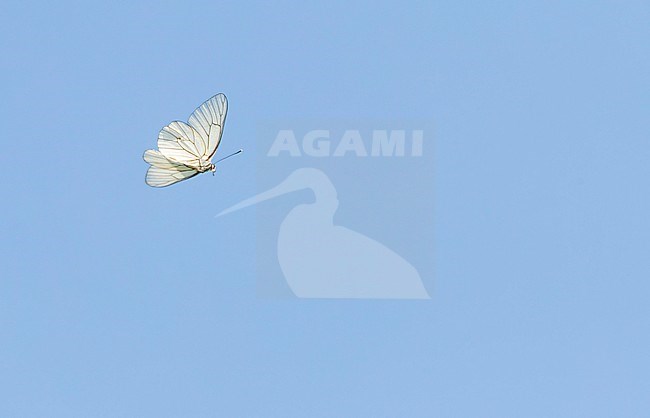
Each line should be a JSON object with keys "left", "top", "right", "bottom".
{"left": 201, "top": 163, "right": 217, "bottom": 173}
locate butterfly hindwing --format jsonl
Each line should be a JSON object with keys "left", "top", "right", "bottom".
{"left": 143, "top": 149, "right": 198, "bottom": 187}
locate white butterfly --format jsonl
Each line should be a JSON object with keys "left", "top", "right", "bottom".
{"left": 143, "top": 93, "right": 231, "bottom": 187}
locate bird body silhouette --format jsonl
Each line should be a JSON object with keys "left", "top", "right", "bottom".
{"left": 218, "top": 168, "right": 429, "bottom": 299}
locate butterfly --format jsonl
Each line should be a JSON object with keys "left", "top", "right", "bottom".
{"left": 143, "top": 93, "right": 239, "bottom": 187}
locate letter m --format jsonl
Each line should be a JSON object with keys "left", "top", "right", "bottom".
{"left": 371, "top": 130, "right": 405, "bottom": 156}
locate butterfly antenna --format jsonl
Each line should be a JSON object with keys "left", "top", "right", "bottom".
{"left": 216, "top": 149, "right": 243, "bottom": 164}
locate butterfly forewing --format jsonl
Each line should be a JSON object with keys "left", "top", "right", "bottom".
{"left": 157, "top": 121, "right": 204, "bottom": 166}
{"left": 188, "top": 93, "right": 228, "bottom": 159}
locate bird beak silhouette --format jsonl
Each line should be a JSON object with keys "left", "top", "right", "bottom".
{"left": 216, "top": 174, "right": 302, "bottom": 218}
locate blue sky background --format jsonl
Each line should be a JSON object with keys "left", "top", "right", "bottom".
{"left": 1, "top": 1, "right": 649, "bottom": 416}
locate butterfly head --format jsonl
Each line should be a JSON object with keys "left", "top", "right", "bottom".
{"left": 210, "top": 164, "right": 216, "bottom": 173}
